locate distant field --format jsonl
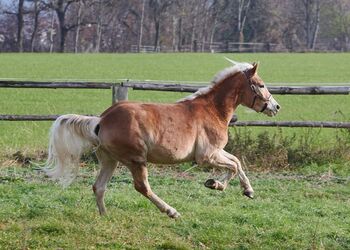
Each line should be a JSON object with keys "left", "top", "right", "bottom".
{"left": 0, "top": 53, "right": 349, "bottom": 156}
{"left": 1, "top": 53, "right": 350, "bottom": 83}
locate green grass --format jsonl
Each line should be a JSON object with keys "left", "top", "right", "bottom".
{"left": 0, "top": 53, "right": 349, "bottom": 156}
{"left": 0, "top": 165, "right": 349, "bottom": 249}
{"left": 0, "top": 53, "right": 349, "bottom": 249}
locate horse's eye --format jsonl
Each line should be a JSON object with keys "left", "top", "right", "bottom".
{"left": 259, "top": 85, "right": 265, "bottom": 88}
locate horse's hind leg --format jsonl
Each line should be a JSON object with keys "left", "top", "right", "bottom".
{"left": 93, "top": 149, "right": 117, "bottom": 215}
{"left": 128, "top": 164, "right": 180, "bottom": 219}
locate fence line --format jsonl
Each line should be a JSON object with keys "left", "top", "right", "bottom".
{"left": 1, "top": 80, "right": 349, "bottom": 94}
{"left": 0, "top": 80, "right": 349, "bottom": 128}
{"left": 0, "top": 81, "right": 113, "bottom": 89}
{"left": 123, "top": 82, "right": 350, "bottom": 95}
{"left": 1, "top": 114, "right": 349, "bottom": 128}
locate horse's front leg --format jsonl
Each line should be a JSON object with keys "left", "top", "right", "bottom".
{"left": 199, "top": 150, "right": 254, "bottom": 198}
{"left": 221, "top": 150, "right": 254, "bottom": 198}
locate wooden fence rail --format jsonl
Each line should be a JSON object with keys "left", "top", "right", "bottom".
{"left": 123, "top": 82, "right": 350, "bottom": 95}
{"left": 0, "top": 80, "right": 349, "bottom": 128}
{"left": 0, "top": 81, "right": 113, "bottom": 89}
{"left": 1, "top": 115, "right": 349, "bottom": 128}
{"left": 1, "top": 80, "right": 349, "bottom": 95}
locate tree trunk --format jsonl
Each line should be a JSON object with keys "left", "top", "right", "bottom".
{"left": 209, "top": 16, "right": 217, "bottom": 52}
{"left": 304, "top": 0, "right": 311, "bottom": 48}
{"left": 311, "top": 0, "right": 321, "bottom": 50}
{"left": 95, "top": 22, "right": 102, "bottom": 53}
{"left": 237, "top": 0, "right": 251, "bottom": 51}
{"left": 172, "top": 16, "right": 177, "bottom": 52}
{"left": 30, "top": 0, "right": 40, "bottom": 52}
{"left": 190, "top": 5, "right": 198, "bottom": 52}
{"left": 177, "top": 16, "right": 182, "bottom": 51}
{"left": 17, "top": 0, "right": 25, "bottom": 52}
{"left": 138, "top": 0, "right": 145, "bottom": 52}
{"left": 94, "top": 0, "right": 102, "bottom": 52}
{"left": 54, "top": 0, "right": 73, "bottom": 53}
{"left": 49, "top": 10, "right": 55, "bottom": 53}
{"left": 57, "top": 9, "right": 67, "bottom": 53}
{"left": 153, "top": 17, "right": 160, "bottom": 51}
{"left": 74, "top": 0, "right": 83, "bottom": 53}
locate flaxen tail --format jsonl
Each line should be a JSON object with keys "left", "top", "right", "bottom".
{"left": 44, "top": 114, "right": 101, "bottom": 186}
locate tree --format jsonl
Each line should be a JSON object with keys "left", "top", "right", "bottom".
{"left": 138, "top": 0, "right": 146, "bottom": 52}
{"left": 3, "top": 0, "right": 26, "bottom": 52}
{"left": 149, "top": 0, "right": 174, "bottom": 51}
{"left": 301, "top": 0, "right": 321, "bottom": 50}
{"left": 27, "top": 0, "right": 46, "bottom": 51}
{"left": 44, "top": 0, "right": 79, "bottom": 52}
{"left": 237, "top": 0, "right": 251, "bottom": 44}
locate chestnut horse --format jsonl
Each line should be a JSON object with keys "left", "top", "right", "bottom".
{"left": 45, "top": 60, "right": 280, "bottom": 218}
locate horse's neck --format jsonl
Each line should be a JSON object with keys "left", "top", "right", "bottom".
{"left": 207, "top": 74, "right": 242, "bottom": 124}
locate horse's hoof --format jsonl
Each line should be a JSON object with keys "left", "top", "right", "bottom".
{"left": 204, "top": 179, "right": 216, "bottom": 189}
{"left": 243, "top": 190, "right": 254, "bottom": 199}
{"left": 204, "top": 179, "right": 224, "bottom": 191}
{"left": 167, "top": 208, "right": 181, "bottom": 219}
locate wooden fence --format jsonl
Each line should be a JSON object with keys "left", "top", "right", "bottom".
{"left": 0, "top": 80, "right": 349, "bottom": 128}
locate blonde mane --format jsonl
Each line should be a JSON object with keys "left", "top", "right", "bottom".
{"left": 177, "top": 61, "right": 253, "bottom": 102}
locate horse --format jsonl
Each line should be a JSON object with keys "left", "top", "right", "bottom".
{"left": 44, "top": 59, "right": 280, "bottom": 218}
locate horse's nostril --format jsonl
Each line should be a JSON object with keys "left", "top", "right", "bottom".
{"left": 276, "top": 105, "right": 280, "bottom": 110}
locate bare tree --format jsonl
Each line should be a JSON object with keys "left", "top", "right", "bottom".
{"left": 237, "top": 0, "right": 251, "bottom": 44}
{"left": 74, "top": 0, "right": 84, "bottom": 53}
{"left": 44, "top": 0, "right": 79, "bottom": 52}
{"left": 3, "top": 0, "right": 26, "bottom": 51}
{"left": 138, "top": 0, "right": 145, "bottom": 52}
{"left": 149, "top": 0, "right": 174, "bottom": 51}
{"left": 17, "top": 0, "right": 25, "bottom": 52}
{"left": 27, "top": 0, "right": 46, "bottom": 52}
{"left": 302, "top": 0, "right": 321, "bottom": 50}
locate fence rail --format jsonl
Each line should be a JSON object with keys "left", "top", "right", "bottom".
{"left": 123, "top": 82, "right": 350, "bottom": 95}
{"left": 0, "top": 81, "right": 113, "bottom": 89}
{"left": 0, "top": 80, "right": 349, "bottom": 128}
{"left": 1, "top": 80, "right": 349, "bottom": 95}
{"left": 1, "top": 114, "right": 349, "bottom": 128}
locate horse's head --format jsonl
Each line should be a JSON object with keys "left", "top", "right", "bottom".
{"left": 239, "top": 62, "right": 280, "bottom": 117}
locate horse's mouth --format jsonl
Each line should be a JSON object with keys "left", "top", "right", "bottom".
{"left": 264, "top": 109, "right": 279, "bottom": 117}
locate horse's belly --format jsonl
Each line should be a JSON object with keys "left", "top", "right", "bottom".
{"left": 147, "top": 144, "right": 195, "bottom": 164}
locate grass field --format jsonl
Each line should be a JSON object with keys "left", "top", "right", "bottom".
{"left": 0, "top": 165, "right": 349, "bottom": 249}
{"left": 0, "top": 53, "right": 349, "bottom": 249}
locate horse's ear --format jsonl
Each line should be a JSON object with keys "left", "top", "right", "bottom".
{"left": 245, "top": 62, "right": 259, "bottom": 78}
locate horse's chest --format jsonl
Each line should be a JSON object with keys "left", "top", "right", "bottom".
{"left": 204, "top": 127, "right": 228, "bottom": 148}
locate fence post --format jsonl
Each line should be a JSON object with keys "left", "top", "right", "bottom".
{"left": 112, "top": 83, "right": 128, "bottom": 104}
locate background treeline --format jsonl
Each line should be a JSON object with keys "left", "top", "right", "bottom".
{"left": 0, "top": 0, "right": 350, "bottom": 53}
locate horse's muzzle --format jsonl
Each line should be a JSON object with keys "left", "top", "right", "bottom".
{"left": 263, "top": 96, "right": 280, "bottom": 117}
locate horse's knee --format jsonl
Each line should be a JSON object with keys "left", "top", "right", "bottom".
{"left": 134, "top": 182, "right": 151, "bottom": 197}
{"left": 134, "top": 182, "right": 146, "bottom": 193}
{"left": 231, "top": 164, "right": 238, "bottom": 174}
{"left": 93, "top": 185, "right": 105, "bottom": 197}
